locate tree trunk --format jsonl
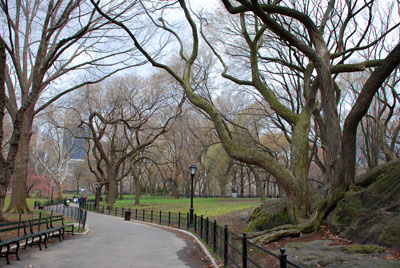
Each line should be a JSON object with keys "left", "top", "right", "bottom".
{"left": 6, "top": 111, "right": 33, "bottom": 213}
{"left": 240, "top": 165, "right": 244, "bottom": 197}
{"left": 107, "top": 174, "right": 116, "bottom": 208}
{"left": 76, "top": 178, "right": 80, "bottom": 196}
{"left": 119, "top": 180, "right": 124, "bottom": 200}
{"left": 56, "top": 181, "right": 63, "bottom": 201}
{"left": 218, "top": 180, "right": 227, "bottom": 198}
{"left": 95, "top": 184, "right": 102, "bottom": 209}
{"left": 0, "top": 40, "right": 11, "bottom": 221}
{"left": 249, "top": 165, "right": 266, "bottom": 202}
{"left": 248, "top": 173, "right": 252, "bottom": 197}
{"left": 162, "top": 180, "right": 167, "bottom": 196}
{"left": 171, "top": 181, "right": 179, "bottom": 199}
{"left": 0, "top": 179, "right": 7, "bottom": 221}
{"left": 115, "top": 181, "right": 119, "bottom": 200}
{"left": 134, "top": 174, "right": 140, "bottom": 205}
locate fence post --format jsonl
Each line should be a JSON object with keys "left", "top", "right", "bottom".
{"left": 160, "top": 211, "right": 162, "bottom": 225}
{"left": 143, "top": 209, "right": 145, "bottom": 221}
{"left": 115, "top": 207, "right": 118, "bottom": 216}
{"left": 77, "top": 209, "right": 81, "bottom": 232}
{"left": 242, "top": 233, "right": 248, "bottom": 268}
{"left": 108, "top": 206, "right": 111, "bottom": 215}
{"left": 83, "top": 210, "right": 87, "bottom": 230}
{"left": 168, "top": 211, "right": 171, "bottom": 226}
{"left": 186, "top": 212, "right": 189, "bottom": 229}
{"left": 279, "top": 248, "right": 287, "bottom": 268}
{"left": 151, "top": 210, "right": 153, "bottom": 223}
{"left": 224, "top": 225, "right": 228, "bottom": 267}
{"left": 194, "top": 214, "right": 197, "bottom": 234}
{"left": 213, "top": 220, "right": 217, "bottom": 253}
{"left": 178, "top": 212, "right": 181, "bottom": 228}
{"left": 206, "top": 217, "right": 209, "bottom": 245}
{"left": 200, "top": 215, "right": 203, "bottom": 239}
{"left": 135, "top": 209, "right": 138, "bottom": 220}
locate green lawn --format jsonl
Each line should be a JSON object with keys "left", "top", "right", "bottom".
{"left": 4, "top": 194, "right": 261, "bottom": 218}
{"left": 100, "top": 197, "right": 261, "bottom": 217}
{"left": 3, "top": 193, "right": 80, "bottom": 210}
{"left": 3, "top": 195, "right": 49, "bottom": 210}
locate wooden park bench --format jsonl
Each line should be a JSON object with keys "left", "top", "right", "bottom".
{"left": 0, "top": 214, "right": 74, "bottom": 264}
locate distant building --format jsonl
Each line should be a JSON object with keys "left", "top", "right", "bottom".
{"left": 63, "top": 125, "right": 89, "bottom": 160}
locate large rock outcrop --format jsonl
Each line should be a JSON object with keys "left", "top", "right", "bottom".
{"left": 327, "top": 161, "right": 400, "bottom": 250}
{"left": 245, "top": 198, "right": 290, "bottom": 233}
{"left": 284, "top": 240, "right": 399, "bottom": 268}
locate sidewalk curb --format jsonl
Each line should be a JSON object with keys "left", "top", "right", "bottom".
{"left": 73, "top": 223, "right": 90, "bottom": 235}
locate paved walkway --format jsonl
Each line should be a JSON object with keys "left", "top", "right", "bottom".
{"left": 9, "top": 212, "right": 214, "bottom": 268}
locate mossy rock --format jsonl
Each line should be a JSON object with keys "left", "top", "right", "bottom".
{"left": 309, "top": 184, "right": 330, "bottom": 214}
{"left": 326, "top": 192, "right": 363, "bottom": 234}
{"left": 245, "top": 198, "right": 290, "bottom": 233}
{"left": 327, "top": 163, "right": 400, "bottom": 250}
{"left": 356, "top": 159, "right": 400, "bottom": 187}
{"left": 341, "top": 244, "right": 384, "bottom": 254}
{"left": 377, "top": 215, "right": 400, "bottom": 247}
{"left": 284, "top": 240, "right": 399, "bottom": 268}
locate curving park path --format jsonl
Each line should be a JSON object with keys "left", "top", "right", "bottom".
{"left": 9, "top": 212, "right": 215, "bottom": 268}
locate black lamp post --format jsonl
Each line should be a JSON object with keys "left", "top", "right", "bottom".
{"left": 94, "top": 182, "right": 99, "bottom": 210}
{"left": 51, "top": 186, "right": 55, "bottom": 205}
{"left": 189, "top": 164, "right": 196, "bottom": 227}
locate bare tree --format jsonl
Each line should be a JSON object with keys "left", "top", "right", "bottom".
{"left": 31, "top": 110, "right": 82, "bottom": 200}
{"left": 0, "top": 0, "right": 145, "bottom": 216}
{"left": 77, "top": 75, "right": 183, "bottom": 207}
{"left": 91, "top": 0, "right": 400, "bottom": 242}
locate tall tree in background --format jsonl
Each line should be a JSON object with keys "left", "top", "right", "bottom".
{"left": 76, "top": 75, "right": 183, "bottom": 207}
{"left": 0, "top": 0, "right": 144, "bottom": 216}
{"left": 92, "top": 0, "right": 400, "bottom": 241}
{"left": 31, "top": 110, "right": 81, "bottom": 200}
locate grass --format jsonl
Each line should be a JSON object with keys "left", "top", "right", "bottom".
{"left": 3, "top": 196, "right": 49, "bottom": 210}
{"left": 99, "top": 196, "right": 261, "bottom": 217}
{"left": 2, "top": 194, "right": 78, "bottom": 224}
{"left": 3, "top": 194, "right": 261, "bottom": 219}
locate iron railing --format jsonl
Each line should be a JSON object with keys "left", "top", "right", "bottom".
{"left": 39, "top": 202, "right": 87, "bottom": 232}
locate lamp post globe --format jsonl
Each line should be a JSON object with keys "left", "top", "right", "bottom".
{"left": 189, "top": 164, "right": 196, "bottom": 227}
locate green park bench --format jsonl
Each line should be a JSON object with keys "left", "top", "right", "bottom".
{"left": 0, "top": 214, "right": 74, "bottom": 264}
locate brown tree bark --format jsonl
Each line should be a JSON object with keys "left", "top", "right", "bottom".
{"left": 6, "top": 107, "right": 34, "bottom": 213}
{"left": 248, "top": 165, "right": 266, "bottom": 202}
{"left": 343, "top": 43, "right": 400, "bottom": 187}
{"left": 134, "top": 172, "right": 140, "bottom": 205}
{"left": 119, "top": 180, "right": 124, "bottom": 200}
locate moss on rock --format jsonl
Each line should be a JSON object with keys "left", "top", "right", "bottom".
{"left": 327, "top": 163, "right": 400, "bottom": 250}
{"left": 284, "top": 240, "right": 399, "bottom": 268}
{"left": 245, "top": 198, "right": 290, "bottom": 233}
{"left": 341, "top": 244, "right": 383, "bottom": 254}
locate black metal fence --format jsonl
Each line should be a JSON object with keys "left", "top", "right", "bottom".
{"left": 82, "top": 203, "right": 302, "bottom": 268}
{"left": 38, "top": 202, "right": 87, "bottom": 232}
